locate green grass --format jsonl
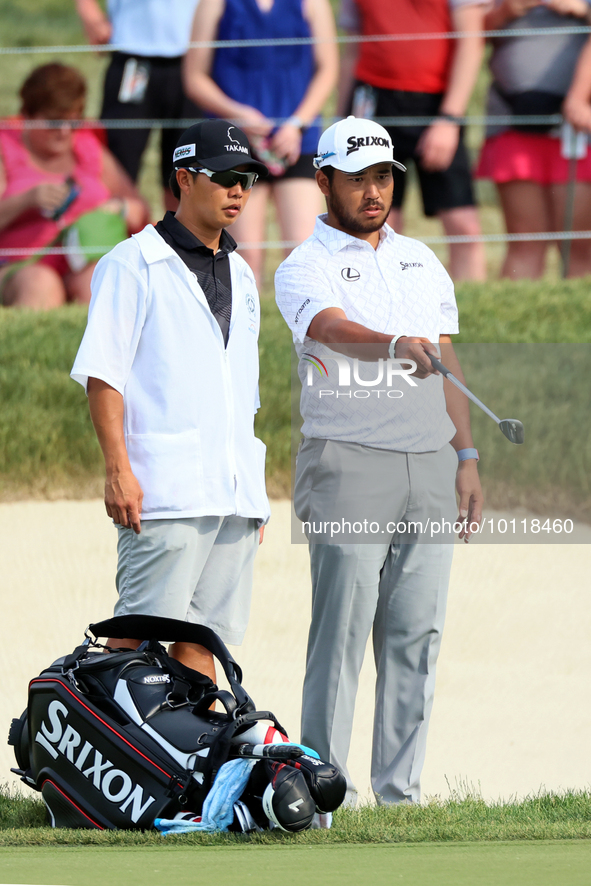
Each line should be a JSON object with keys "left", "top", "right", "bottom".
{"left": 3, "top": 786, "right": 591, "bottom": 885}
{"left": 1, "top": 842, "right": 591, "bottom": 886}
{"left": 1, "top": 284, "right": 591, "bottom": 506}
{"left": 454, "top": 280, "right": 591, "bottom": 343}
{"left": 449, "top": 342, "right": 591, "bottom": 519}
{"left": 0, "top": 307, "right": 104, "bottom": 499}
{"left": 256, "top": 300, "right": 292, "bottom": 495}
{"left": 0, "top": 0, "right": 87, "bottom": 48}
{"left": 1, "top": 842, "right": 590, "bottom": 886}
{"left": 2, "top": 783, "right": 591, "bottom": 847}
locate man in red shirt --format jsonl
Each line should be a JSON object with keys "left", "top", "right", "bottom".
{"left": 339, "top": 0, "right": 487, "bottom": 280}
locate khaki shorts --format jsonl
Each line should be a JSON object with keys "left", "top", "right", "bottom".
{"left": 114, "top": 515, "right": 259, "bottom": 645}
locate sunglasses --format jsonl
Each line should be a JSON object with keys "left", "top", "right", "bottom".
{"left": 184, "top": 167, "right": 259, "bottom": 190}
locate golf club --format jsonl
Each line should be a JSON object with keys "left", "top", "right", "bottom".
{"left": 235, "top": 743, "right": 305, "bottom": 760}
{"left": 428, "top": 353, "right": 524, "bottom": 444}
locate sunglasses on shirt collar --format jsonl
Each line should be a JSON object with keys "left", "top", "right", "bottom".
{"left": 182, "top": 167, "right": 259, "bottom": 190}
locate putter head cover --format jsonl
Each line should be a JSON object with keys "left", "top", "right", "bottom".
{"left": 285, "top": 754, "right": 347, "bottom": 813}
{"left": 242, "top": 760, "right": 315, "bottom": 832}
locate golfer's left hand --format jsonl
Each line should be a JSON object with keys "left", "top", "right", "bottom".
{"left": 455, "top": 460, "right": 483, "bottom": 543}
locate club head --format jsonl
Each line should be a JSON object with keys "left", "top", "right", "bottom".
{"left": 499, "top": 419, "right": 524, "bottom": 445}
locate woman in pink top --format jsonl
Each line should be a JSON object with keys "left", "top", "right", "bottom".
{"left": 0, "top": 63, "right": 149, "bottom": 308}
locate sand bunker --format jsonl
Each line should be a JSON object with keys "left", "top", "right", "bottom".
{"left": 1, "top": 499, "right": 590, "bottom": 803}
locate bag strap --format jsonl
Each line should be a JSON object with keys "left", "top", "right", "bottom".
{"left": 62, "top": 638, "right": 92, "bottom": 673}
{"left": 192, "top": 689, "right": 238, "bottom": 717}
{"left": 88, "top": 615, "right": 253, "bottom": 711}
{"left": 188, "top": 710, "right": 288, "bottom": 809}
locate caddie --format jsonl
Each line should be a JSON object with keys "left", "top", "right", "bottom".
{"left": 71, "top": 120, "right": 270, "bottom": 680}
{"left": 275, "top": 116, "right": 483, "bottom": 806}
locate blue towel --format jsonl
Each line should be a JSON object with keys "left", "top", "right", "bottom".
{"left": 155, "top": 758, "right": 256, "bottom": 835}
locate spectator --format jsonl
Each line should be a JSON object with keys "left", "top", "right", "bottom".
{"left": 0, "top": 63, "right": 148, "bottom": 309}
{"left": 339, "top": 0, "right": 487, "bottom": 281}
{"left": 183, "top": 0, "right": 338, "bottom": 286}
{"left": 476, "top": 0, "right": 591, "bottom": 279}
{"left": 75, "top": 0, "right": 201, "bottom": 210}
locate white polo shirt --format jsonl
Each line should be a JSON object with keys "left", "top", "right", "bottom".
{"left": 275, "top": 215, "right": 459, "bottom": 452}
{"left": 72, "top": 224, "right": 270, "bottom": 522}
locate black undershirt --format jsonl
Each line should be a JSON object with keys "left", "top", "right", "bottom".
{"left": 155, "top": 211, "right": 235, "bottom": 346}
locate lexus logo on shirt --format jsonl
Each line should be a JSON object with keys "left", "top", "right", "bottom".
{"left": 341, "top": 268, "right": 360, "bottom": 281}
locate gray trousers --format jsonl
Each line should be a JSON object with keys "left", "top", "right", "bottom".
{"left": 295, "top": 438, "right": 456, "bottom": 804}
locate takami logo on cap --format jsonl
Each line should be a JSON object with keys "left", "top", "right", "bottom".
{"left": 225, "top": 126, "right": 248, "bottom": 154}
{"left": 173, "top": 144, "right": 195, "bottom": 162}
{"left": 346, "top": 135, "right": 391, "bottom": 156}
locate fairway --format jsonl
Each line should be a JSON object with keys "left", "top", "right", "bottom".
{"left": 1, "top": 841, "right": 590, "bottom": 886}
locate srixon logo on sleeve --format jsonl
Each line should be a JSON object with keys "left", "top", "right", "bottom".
{"left": 34, "top": 700, "right": 156, "bottom": 824}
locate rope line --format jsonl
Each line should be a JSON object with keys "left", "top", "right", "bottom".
{"left": 0, "top": 25, "right": 591, "bottom": 54}
{"left": 0, "top": 114, "right": 567, "bottom": 130}
{"left": 2, "top": 231, "right": 590, "bottom": 259}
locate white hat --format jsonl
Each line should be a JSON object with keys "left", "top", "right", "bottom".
{"left": 313, "top": 116, "right": 406, "bottom": 174}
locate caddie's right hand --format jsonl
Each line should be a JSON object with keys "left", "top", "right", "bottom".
{"left": 394, "top": 337, "right": 440, "bottom": 379}
{"left": 104, "top": 469, "right": 144, "bottom": 534}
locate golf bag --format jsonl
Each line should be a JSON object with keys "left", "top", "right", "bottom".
{"left": 8, "top": 615, "right": 346, "bottom": 831}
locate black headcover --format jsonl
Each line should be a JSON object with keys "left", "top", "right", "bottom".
{"left": 241, "top": 759, "right": 315, "bottom": 832}
{"left": 286, "top": 754, "right": 347, "bottom": 813}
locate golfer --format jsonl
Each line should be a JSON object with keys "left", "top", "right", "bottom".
{"left": 275, "top": 116, "right": 483, "bottom": 806}
{"left": 72, "top": 120, "right": 270, "bottom": 680}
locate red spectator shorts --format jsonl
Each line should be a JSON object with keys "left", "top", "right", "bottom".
{"left": 476, "top": 130, "right": 591, "bottom": 186}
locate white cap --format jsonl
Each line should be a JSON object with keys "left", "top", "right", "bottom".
{"left": 313, "top": 116, "right": 406, "bottom": 174}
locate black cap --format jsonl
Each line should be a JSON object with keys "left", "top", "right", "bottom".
{"left": 172, "top": 119, "right": 268, "bottom": 176}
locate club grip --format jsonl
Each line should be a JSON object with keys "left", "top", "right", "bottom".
{"left": 427, "top": 353, "right": 449, "bottom": 376}
{"left": 235, "top": 743, "right": 304, "bottom": 760}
